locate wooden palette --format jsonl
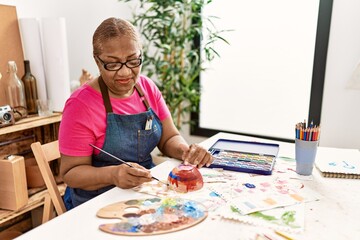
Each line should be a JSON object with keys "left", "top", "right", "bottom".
{"left": 97, "top": 197, "right": 207, "bottom": 236}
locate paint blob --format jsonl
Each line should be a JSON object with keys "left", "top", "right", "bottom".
{"left": 168, "top": 164, "right": 204, "bottom": 193}
{"left": 98, "top": 197, "right": 207, "bottom": 236}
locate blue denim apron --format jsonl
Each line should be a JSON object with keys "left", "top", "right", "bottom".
{"left": 67, "top": 76, "right": 163, "bottom": 208}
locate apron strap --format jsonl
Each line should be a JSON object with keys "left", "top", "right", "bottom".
{"left": 98, "top": 76, "right": 113, "bottom": 113}
{"left": 98, "top": 76, "right": 150, "bottom": 112}
{"left": 134, "top": 84, "right": 150, "bottom": 110}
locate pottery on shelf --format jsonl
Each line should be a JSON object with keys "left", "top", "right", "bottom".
{"left": 168, "top": 164, "right": 203, "bottom": 193}
{"left": 25, "top": 158, "right": 45, "bottom": 188}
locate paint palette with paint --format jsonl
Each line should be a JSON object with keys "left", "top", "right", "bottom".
{"left": 208, "top": 139, "right": 279, "bottom": 175}
{"left": 97, "top": 197, "right": 207, "bottom": 236}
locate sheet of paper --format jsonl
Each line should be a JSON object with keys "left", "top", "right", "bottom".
{"left": 219, "top": 203, "right": 305, "bottom": 233}
{"left": 315, "top": 147, "right": 360, "bottom": 174}
{"left": 209, "top": 175, "right": 321, "bottom": 215}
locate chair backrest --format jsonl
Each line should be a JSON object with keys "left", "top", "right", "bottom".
{"left": 31, "top": 141, "right": 66, "bottom": 221}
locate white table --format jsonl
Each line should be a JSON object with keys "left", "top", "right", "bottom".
{"left": 16, "top": 133, "right": 360, "bottom": 240}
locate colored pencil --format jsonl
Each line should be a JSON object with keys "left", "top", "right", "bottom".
{"left": 295, "top": 120, "right": 320, "bottom": 141}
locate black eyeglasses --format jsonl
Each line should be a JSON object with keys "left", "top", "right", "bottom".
{"left": 96, "top": 54, "right": 142, "bottom": 71}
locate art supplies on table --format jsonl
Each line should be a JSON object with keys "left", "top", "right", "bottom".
{"left": 168, "top": 164, "right": 204, "bottom": 193}
{"left": 96, "top": 197, "right": 207, "bottom": 236}
{"left": 220, "top": 203, "right": 305, "bottom": 233}
{"left": 295, "top": 120, "right": 320, "bottom": 141}
{"left": 208, "top": 139, "right": 279, "bottom": 175}
{"left": 315, "top": 147, "right": 360, "bottom": 179}
{"left": 209, "top": 175, "right": 322, "bottom": 215}
{"left": 89, "top": 143, "right": 167, "bottom": 185}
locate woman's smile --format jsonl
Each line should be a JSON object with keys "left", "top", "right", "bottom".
{"left": 115, "top": 78, "right": 132, "bottom": 84}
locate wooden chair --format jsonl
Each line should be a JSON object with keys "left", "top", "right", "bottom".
{"left": 31, "top": 140, "right": 66, "bottom": 223}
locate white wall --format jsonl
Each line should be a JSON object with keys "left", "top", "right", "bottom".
{"left": 320, "top": 0, "right": 360, "bottom": 149}
{"left": 0, "top": 0, "right": 131, "bottom": 82}
{"left": 1, "top": 0, "right": 359, "bottom": 148}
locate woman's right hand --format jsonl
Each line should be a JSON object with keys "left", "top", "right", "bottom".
{"left": 111, "top": 163, "right": 152, "bottom": 189}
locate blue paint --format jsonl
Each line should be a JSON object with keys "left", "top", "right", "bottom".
{"left": 244, "top": 183, "right": 256, "bottom": 188}
{"left": 130, "top": 225, "right": 141, "bottom": 232}
{"left": 168, "top": 171, "right": 181, "bottom": 180}
{"left": 243, "top": 201, "right": 256, "bottom": 209}
{"left": 343, "top": 161, "right": 355, "bottom": 169}
{"left": 210, "top": 191, "right": 220, "bottom": 197}
{"left": 182, "top": 201, "right": 204, "bottom": 218}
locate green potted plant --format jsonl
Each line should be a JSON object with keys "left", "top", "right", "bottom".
{"left": 119, "top": 0, "right": 229, "bottom": 129}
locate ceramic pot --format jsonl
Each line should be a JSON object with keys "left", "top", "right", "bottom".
{"left": 168, "top": 164, "right": 203, "bottom": 193}
{"left": 25, "top": 158, "right": 45, "bottom": 188}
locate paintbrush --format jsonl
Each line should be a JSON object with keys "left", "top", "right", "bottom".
{"left": 89, "top": 144, "right": 168, "bottom": 186}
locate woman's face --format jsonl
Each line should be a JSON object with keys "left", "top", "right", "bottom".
{"left": 96, "top": 36, "right": 142, "bottom": 98}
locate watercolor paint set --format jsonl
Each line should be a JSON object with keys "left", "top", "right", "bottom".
{"left": 208, "top": 139, "right": 279, "bottom": 175}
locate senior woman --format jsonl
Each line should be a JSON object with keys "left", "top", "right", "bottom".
{"left": 58, "top": 17, "right": 213, "bottom": 208}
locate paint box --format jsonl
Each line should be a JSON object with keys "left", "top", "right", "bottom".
{"left": 208, "top": 139, "right": 279, "bottom": 175}
{"left": 0, "top": 155, "right": 28, "bottom": 210}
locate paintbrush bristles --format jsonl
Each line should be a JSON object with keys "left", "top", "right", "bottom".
{"left": 152, "top": 176, "right": 169, "bottom": 186}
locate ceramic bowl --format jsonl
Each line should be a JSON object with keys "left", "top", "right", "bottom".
{"left": 168, "top": 164, "right": 203, "bottom": 193}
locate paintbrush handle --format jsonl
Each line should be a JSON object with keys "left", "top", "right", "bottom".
{"left": 89, "top": 144, "right": 168, "bottom": 186}
{"left": 151, "top": 176, "right": 168, "bottom": 185}
{"left": 89, "top": 144, "right": 132, "bottom": 168}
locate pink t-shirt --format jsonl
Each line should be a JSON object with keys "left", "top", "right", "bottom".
{"left": 59, "top": 75, "right": 170, "bottom": 156}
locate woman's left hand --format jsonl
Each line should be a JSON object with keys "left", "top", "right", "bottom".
{"left": 180, "top": 143, "right": 214, "bottom": 168}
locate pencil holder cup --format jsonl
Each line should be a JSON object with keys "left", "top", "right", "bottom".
{"left": 295, "top": 139, "right": 319, "bottom": 176}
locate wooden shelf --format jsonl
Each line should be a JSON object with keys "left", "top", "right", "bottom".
{"left": 0, "top": 113, "right": 62, "bottom": 135}
{"left": 0, "top": 112, "right": 63, "bottom": 232}
{"left": 0, "top": 184, "right": 66, "bottom": 226}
